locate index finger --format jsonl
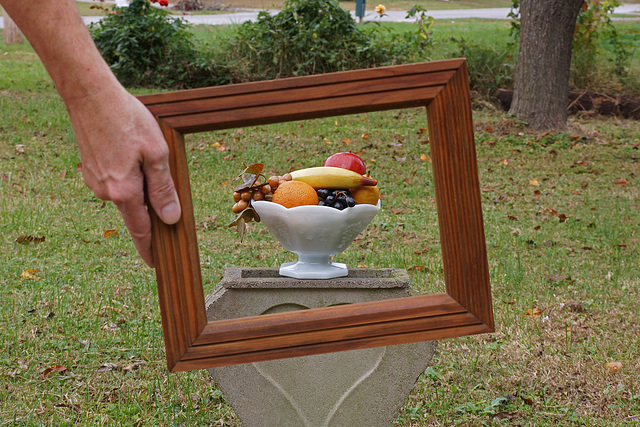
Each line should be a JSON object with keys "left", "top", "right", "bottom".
{"left": 115, "top": 195, "right": 155, "bottom": 268}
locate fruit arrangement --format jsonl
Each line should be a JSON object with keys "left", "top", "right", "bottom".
{"left": 229, "top": 152, "right": 380, "bottom": 238}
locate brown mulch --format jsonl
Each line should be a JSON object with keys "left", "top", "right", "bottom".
{"left": 496, "top": 89, "right": 640, "bottom": 120}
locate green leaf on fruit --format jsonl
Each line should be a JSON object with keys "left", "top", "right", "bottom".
{"left": 234, "top": 163, "right": 264, "bottom": 192}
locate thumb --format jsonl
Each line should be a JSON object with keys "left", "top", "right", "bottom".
{"left": 144, "top": 160, "right": 181, "bottom": 225}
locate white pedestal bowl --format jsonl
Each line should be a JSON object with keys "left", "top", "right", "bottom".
{"left": 252, "top": 200, "right": 381, "bottom": 279}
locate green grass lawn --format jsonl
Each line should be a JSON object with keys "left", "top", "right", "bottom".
{"left": 1, "top": 18, "right": 640, "bottom": 426}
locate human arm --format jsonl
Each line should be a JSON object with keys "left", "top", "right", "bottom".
{"left": 0, "top": 0, "right": 181, "bottom": 267}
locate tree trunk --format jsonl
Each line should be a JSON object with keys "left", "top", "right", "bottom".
{"left": 509, "top": 0, "right": 583, "bottom": 130}
{"left": 3, "top": 10, "right": 24, "bottom": 45}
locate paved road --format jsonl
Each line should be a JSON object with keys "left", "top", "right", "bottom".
{"left": 1, "top": 4, "right": 638, "bottom": 28}
{"left": 77, "top": 7, "right": 519, "bottom": 26}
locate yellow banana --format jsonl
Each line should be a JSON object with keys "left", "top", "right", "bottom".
{"left": 290, "top": 167, "right": 377, "bottom": 189}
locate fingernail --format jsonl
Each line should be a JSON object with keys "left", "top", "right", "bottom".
{"left": 161, "top": 202, "right": 181, "bottom": 224}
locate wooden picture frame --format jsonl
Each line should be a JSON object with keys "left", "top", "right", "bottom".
{"left": 138, "top": 59, "right": 494, "bottom": 372}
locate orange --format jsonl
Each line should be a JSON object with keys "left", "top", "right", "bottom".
{"left": 350, "top": 185, "right": 380, "bottom": 205}
{"left": 272, "top": 180, "right": 319, "bottom": 208}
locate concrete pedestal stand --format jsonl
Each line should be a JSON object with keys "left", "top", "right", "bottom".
{"left": 206, "top": 268, "right": 437, "bottom": 427}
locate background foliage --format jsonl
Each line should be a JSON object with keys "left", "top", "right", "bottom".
{"left": 89, "top": 0, "right": 224, "bottom": 88}
{"left": 89, "top": 0, "right": 639, "bottom": 100}
{"left": 227, "top": 0, "right": 388, "bottom": 80}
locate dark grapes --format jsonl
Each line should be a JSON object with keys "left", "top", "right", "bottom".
{"left": 316, "top": 188, "right": 358, "bottom": 210}
{"left": 317, "top": 188, "right": 331, "bottom": 199}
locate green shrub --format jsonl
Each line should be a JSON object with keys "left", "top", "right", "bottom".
{"left": 571, "top": 0, "right": 632, "bottom": 89}
{"left": 89, "top": 0, "right": 222, "bottom": 88}
{"left": 227, "top": 0, "right": 389, "bottom": 81}
{"left": 452, "top": 37, "right": 516, "bottom": 98}
{"left": 364, "top": 6, "right": 436, "bottom": 65}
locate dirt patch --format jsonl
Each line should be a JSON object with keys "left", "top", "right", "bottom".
{"left": 496, "top": 89, "right": 640, "bottom": 120}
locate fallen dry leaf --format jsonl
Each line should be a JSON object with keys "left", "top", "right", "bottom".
{"left": 524, "top": 308, "right": 542, "bottom": 318}
{"left": 392, "top": 133, "right": 405, "bottom": 142}
{"left": 41, "top": 365, "right": 68, "bottom": 378}
{"left": 122, "top": 363, "right": 140, "bottom": 373}
{"left": 391, "top": 208, "right": 404, "bottom": 214}
{"left": 96, "top": 363, "right": 117, "bottom": 374}
{"left": 529, "top": 179, "right": 540, "bottom": 186}
{"left": 615, "top": 178, "right": 629, "bottom": 187}
{"left": 20, "top": 269, "right": 39, "bottom": 281}
{"left": 493, "top": 412, "right": 519, "bottom": 421}
{"left": 16, "top": 235, "right": 45, "bottom": 244}
{"left": 605, "top": 361, "right": 623, "bottom": 373}
{"left": 103, "top": 229, "right": 118, "bottom": 238}
{"left": 420, "top": 154, "right": 431, "bottom": 162}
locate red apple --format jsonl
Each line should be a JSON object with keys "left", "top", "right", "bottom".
{"left": 323, "top": 151, "right": 366, "bottom": 175}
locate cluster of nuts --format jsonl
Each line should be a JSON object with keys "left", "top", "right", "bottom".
{"left": 231, "top": 173, "right": 292, "bottom": 213}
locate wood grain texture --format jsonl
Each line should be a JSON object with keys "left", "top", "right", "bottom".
{"left": 142, "top": 59, "right": 494, "bottom": 371}
{"left": 173, "top": 324, "right": 491, "bottom": 371}
{"left": 427, "top": 61, "right": 495, "bottom": 329}
{"left": 150, "top": 125, "right": 207, "bottom": 367}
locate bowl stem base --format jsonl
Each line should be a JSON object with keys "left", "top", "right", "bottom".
{"left": 279, "top": 259, "right": 348, "bottom": 279}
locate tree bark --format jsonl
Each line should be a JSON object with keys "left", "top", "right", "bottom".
{"left": 3, "top": 9, "right": 24, "bottom": 45}
{"left": 509, "top": 0, "right": 583, "bottom": 130}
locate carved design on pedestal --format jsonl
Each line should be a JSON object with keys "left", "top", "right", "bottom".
{"left": 254, "top": 347, "right": 386, "bottom": 427}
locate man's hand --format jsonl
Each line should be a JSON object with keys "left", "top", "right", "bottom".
{"left": 0, "top": 0, "right": 181, "bottom": 267}
{"left": 66, "top": 87, "right": 181, "bottom": 267}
